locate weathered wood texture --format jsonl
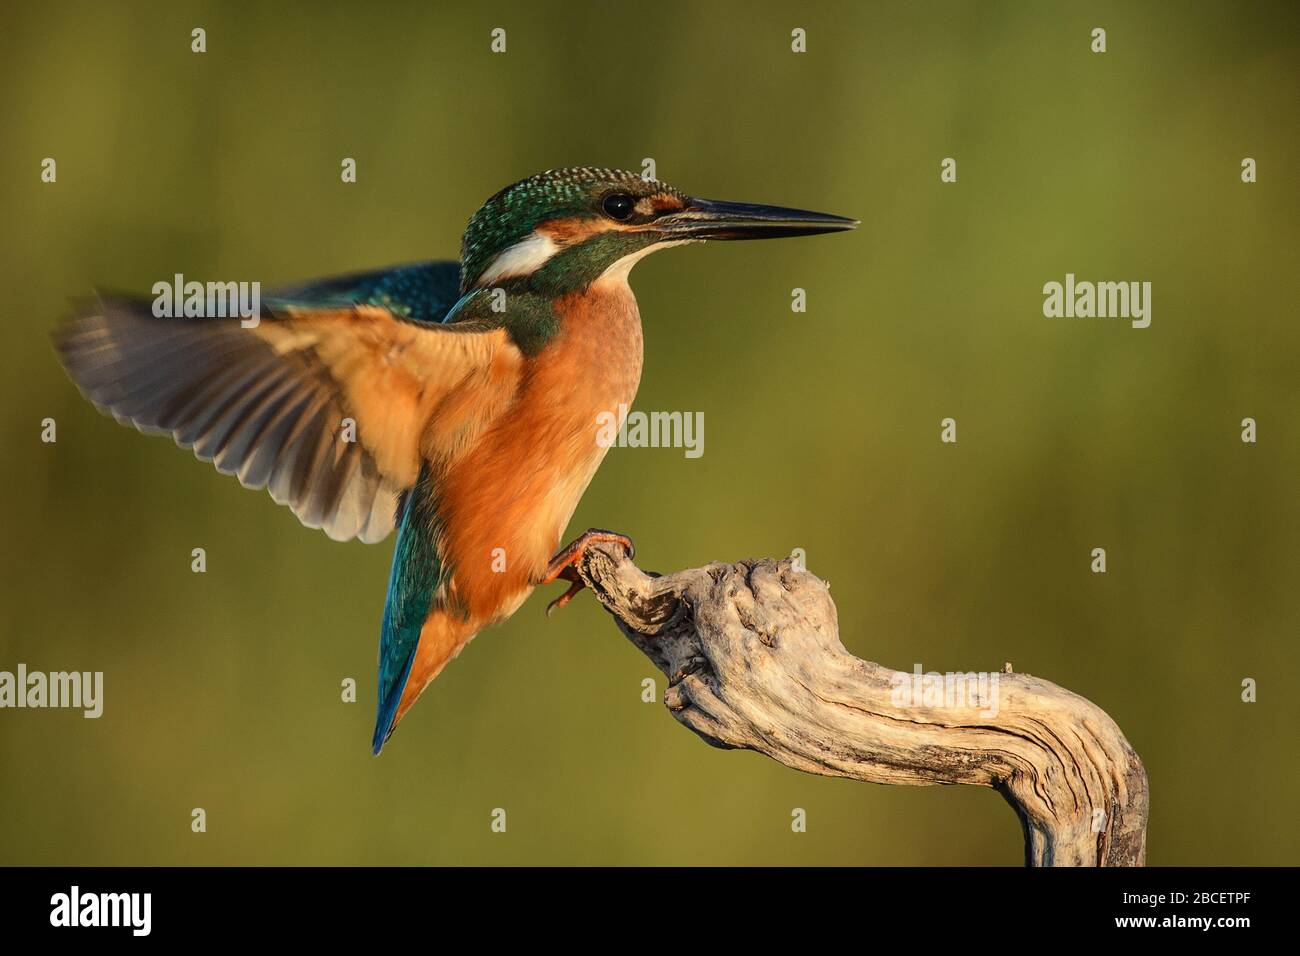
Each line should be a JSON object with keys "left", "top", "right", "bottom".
{"left": 574, "top": 543, "right": 1148, "bottom": 867}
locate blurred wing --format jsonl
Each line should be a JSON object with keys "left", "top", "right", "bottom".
{"left": 55, "top": 298, "right": 523, "bottom": 543}
{"left": 266, "top": 260, "right": 465, "bottom": 324}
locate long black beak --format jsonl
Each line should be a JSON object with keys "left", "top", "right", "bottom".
{"left": 657, "top": 197, "right": 858, "bottom": 240}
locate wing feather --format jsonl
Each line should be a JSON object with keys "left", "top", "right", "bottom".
{"left": 55, "top": 296, "right": 523, "bottom": 544}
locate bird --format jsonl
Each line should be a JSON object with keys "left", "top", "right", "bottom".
{"left": 54, "top": 167, "right": 856, "bottom": 753}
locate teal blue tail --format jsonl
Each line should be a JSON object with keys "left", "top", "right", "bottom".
{"left": 372, "top": 471, "right": 443, "bottom": 754}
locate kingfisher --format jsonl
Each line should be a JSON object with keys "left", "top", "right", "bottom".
{"left": 55, "top": 167, "right": 855, "bottom": 753}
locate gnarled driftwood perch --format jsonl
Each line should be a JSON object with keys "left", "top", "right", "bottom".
{"left": 573, "top": 543, "right": 1148, "bottom": 867}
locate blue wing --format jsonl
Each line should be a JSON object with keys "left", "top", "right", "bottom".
{"left": 267, "top": 260, "right": 464, "bottom": 324}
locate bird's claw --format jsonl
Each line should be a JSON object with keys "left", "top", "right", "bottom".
{"left": 545, "top": 567, "right": 585, "bottom": 617}
{"left": 541, "top": 528, "right": 635, "bottom": 616}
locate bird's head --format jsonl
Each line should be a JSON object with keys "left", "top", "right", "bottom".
{"left": 459, "top": 167, "right": 856, "bottom": 295}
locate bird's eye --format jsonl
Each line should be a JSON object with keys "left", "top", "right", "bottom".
{"left": 601, "top": 193, "right": 635, "bottom": 221}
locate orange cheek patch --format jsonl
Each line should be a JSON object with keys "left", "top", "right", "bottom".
{"left": 538, "top": 217, "right": 621, "bottom": 245}
{"left": 649, "top": 193, "right": 687, "bottom": 214}
{"left": 538, "top": 197, "right": 686, "bottom": 241}
{"left": 635, "top": 194, "right": 686, "bottom": 217}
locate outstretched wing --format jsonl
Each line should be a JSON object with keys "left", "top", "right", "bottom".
{"left": 54, "top": 296, "right": 523, "bottom": 543}
{"left": 265, "top": 260, "right": 465, "bottom": 324}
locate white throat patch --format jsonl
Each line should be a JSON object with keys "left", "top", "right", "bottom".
{"left": 596, "top": 239, "right": 696, "bottom": 285}
{"left": 477, "top": 232, "right": 697, "bottom": 289}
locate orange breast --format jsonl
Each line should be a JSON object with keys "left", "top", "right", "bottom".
{"left": 433, "top": 278, "right": 643, "bottom": 625}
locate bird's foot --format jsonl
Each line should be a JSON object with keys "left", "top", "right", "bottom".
{"left": 541, "top": 528, "right": 635, "bottom": 616}
{"left": 545, "top": 566, "right": 585, "bottom": 617}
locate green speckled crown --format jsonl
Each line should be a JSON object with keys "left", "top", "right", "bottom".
{"left": 459, "top": 167, "right": 684, "bottom": 292}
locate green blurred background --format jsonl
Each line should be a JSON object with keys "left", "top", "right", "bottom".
{"left": 1, "top": 0, "right": 1297, "bottom": 865}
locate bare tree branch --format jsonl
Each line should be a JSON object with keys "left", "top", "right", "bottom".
{"left": 574, "top": 542, "right": 1148, "bottom": 867}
